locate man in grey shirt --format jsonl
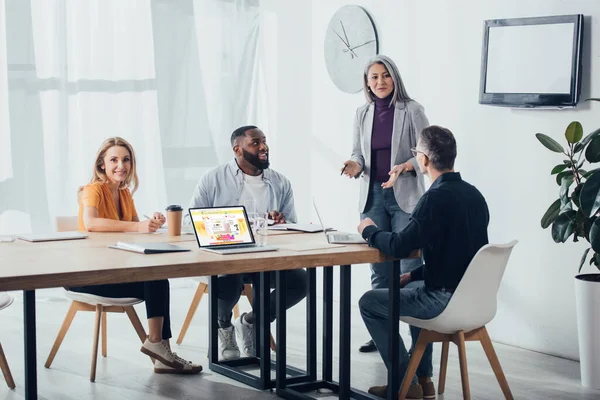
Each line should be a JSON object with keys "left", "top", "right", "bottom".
{"left": 189, "top": 125, "right": 306, "bottom": 360}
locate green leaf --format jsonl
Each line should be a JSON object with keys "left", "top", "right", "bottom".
{"left": 551, "top": 164, "right": 568, "bottom": 175}
{"left": 580, "top": 171, "right": 600, "bottom": 217}
{"left": 536, "top": 133, "right": 565, "bottom": 153}
{"left": 552, "top": 210, "right": 576, "bottom": 243}
{"left": 572, "top": 183, "right": 584, "bottom": 208}
{"left": 575, "top": 128, "right": 600, "bottom": 152}
{"left": 579, "top": 248, "right": 591, "bottom": 272}
{"left": 574, "top": 209, "right": 589, "bottom": 240}
{"left": 541, "top": 199, "right": 561, "bottom": 229}
{"left": 583, "top": 169, "right": 600, "bottom": 179}
{"left": 565, "top": 121, "right": 583, "bottom": 144}
{"left": 560, "top": 175, "right": 574, "bottom": 208}
{"left": 590, "top": 219, "right": 600, "bottom": 253}
{"left": 586, "top": 136, "right": 600, "bottom": 163}
{"left": 556, "top": 171, "right": 573, "bottom": 186}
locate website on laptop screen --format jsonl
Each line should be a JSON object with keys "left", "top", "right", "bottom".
{"left": 190, "top": 207, "right": 254, "bottom": 247}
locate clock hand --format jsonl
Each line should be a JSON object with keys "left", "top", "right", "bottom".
{"left": 339, "top": 21, "right": 351, "bottom": 49}
{"left": 345, "top": 39, "right": 375, "bottom": 51}
{"left": 339, "top": 21, "right": 359, "bottom": 58}
{"left": 332, "top": 29, "right": 359, "bottom": 59}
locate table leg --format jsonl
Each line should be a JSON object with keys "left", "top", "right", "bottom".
{"left": 306, "top": 267, "right": 317, "bottom": 381}
{"left": 322, "top": 266, "right": 333, "bottom": 382}
{"left": 259, "top": 272, "right": 271, "bottom": 389}
{"left": 209, "top": 276, "right": 219, "bottom": 364}
{"left": 339, "top": 265, "right": 352, "bottom": 399}
{"left": 387, "top": 260, "right": 401, "bottom": 400}
{"left": 24, "top": 290, "right": 37, "bottom": 400}
{"left": 275, "top": 270, "right": 287, "bottom": 392}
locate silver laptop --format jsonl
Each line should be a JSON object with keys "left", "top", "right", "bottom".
{"left": 16, "top": 231, "right": 88, "bottom": 242}
{"left": 189, "top": 206, "right": 278, "bottom": 255}
{"left": 313, "top": 200, "right": 366, "bottom": 244}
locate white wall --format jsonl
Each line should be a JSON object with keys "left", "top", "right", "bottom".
{"left": 269, "top": 0, "right": 600, "bottom": 360}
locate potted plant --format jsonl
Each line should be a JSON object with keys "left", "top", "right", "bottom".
{"left": 536, "top": 121, "right": 600, "bottom": 389}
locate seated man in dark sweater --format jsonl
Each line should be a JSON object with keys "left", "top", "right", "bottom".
{"left": 357, "top": 125, "right": 489, "bottom": 399}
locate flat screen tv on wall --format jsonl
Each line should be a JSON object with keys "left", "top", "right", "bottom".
{"left": 479, "top": 14, "right": 584, "bottom": 108}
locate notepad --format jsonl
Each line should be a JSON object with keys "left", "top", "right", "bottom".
{"left": 108, "top": 242, "right": 190, "bottom": 254}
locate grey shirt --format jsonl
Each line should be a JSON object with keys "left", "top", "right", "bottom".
{"left": 188, "top": 159, "right": 297, "bottom": 223}
{"left": 350, "top": 100, "right": 429, "bottom": 214}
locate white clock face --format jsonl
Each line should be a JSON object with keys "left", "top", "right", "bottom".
{"left": 324, "top": 5, "right": 378, "bottom": 94}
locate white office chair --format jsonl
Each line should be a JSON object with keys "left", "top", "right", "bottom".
{"left": 0, "top": 292, "right": 15, "bottom": 389}
{"left": 45, "top": 217, "right": 148, "bottom": 382}
{"left": 176, "top": 276, "right": 276, "bottom": 351}
{"left": 399, "top": 241, "right": 518, "bottom": 400}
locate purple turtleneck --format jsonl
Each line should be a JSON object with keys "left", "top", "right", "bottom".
{"left": 371, "top": 93, "right": 394, "bottom": 183}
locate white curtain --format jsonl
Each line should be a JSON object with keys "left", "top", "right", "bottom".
{"left": 0, "top": 0, "right": 267, "bottom": 235}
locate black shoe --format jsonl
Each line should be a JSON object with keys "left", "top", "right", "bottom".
{"left": 359, "top": 339, "right": 377, "bottom": 353}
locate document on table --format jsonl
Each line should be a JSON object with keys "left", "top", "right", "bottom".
{"left": 278, "top": 243, "right": 345, "bottom": 252}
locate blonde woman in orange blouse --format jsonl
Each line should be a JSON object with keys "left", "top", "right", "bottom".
{"left": 71, "top": 137, "right": 201, "bottom": 375}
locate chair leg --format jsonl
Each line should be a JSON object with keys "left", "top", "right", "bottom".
{"left": 101, "top": 312, "right": 107, "bottom": 357}
{"left": 176, "top": 282, "right": 206, "bottom": 345}
{"left": 233, "top": 303, "right": 240, "bottom": 319}
{"left": 45, "top": 301, "right": 79, "bottom": 368}
{"left": 479, "top": 327, "right": 513, "bottom": 400}
{"left": 399, "top": 330, "right": 431, "bottom": 400}
{"left": 438, "top": 341, "right": 449, "bottom": 394}
{"left": 125, "top": 305, "right": 154, "bottom": 365}
{"left": 124, "top": 306, "right": 147, "bottom": 344}
{"left": 0, "top": 342, "right": 15, "bottom": 389}
{"left": 90, "top": 305, "right": 103, "bottom": 382}
{"left": 270, "top": 332, "right": 277, "bottom": 352}
{"left": 455, "top": 331, "right": 471, "bottom": 400}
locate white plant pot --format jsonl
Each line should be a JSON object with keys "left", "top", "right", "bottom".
{"left": 575, "top": 274, "right": 600, "bottom": 389}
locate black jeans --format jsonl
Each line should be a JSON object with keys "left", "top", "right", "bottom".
{"left": 69, "top": 280, "right": 172, "bottom": 340}
{"left": 216, "top": 269, "right": 307, "bottom": 328}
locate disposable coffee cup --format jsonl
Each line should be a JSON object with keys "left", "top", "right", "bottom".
{"left": 165, "top": 205, "right": 183, "bottom": 236}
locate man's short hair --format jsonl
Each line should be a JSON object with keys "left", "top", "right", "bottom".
{"left": 419, "top": 125, "right": 457, "bottom": 171}
{"left": 230, "top": 125, "right": 258, "bottom": 146}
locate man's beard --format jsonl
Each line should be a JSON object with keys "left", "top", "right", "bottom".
{"left": 243, "top": 149, "right": 270, "bottom": 170}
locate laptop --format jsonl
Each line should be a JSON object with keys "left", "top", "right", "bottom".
{"left": 16, "top": 231, "right": 88, "bottom": 242}
{"left": 313, "top": 200, "right": 366, "bottom": 244}
{"left": 189, "top": 206, "right": 278, "bottom": 255}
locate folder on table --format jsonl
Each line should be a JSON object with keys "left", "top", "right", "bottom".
{"left": 108, "top": 242, "right": 190, "bottom": 254}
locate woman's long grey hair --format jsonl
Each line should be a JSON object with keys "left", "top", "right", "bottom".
{"left": 362, "top": 55, "right": 411, "bottom": 106}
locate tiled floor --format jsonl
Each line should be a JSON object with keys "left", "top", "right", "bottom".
{"left": 0, "top": 279, "right": 599, "bottom": 399}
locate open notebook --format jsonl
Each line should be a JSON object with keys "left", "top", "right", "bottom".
{"left": 108, "top": 242, "right": 190, "bottom": 254}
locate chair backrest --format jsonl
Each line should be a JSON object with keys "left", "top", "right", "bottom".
{"left": 0, "top": 292, "right": 14, "bottom": 311}
{"left": 56, "top": 216, "right": 78, "bottom": 232}
{"left": 421, "top": 240, "right": 518, "bottom": 333}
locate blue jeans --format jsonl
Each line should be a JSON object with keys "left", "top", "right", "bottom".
{"left": 361, "top": 184, "right": 421, "bottom": 289}
{"left": 359, "top": 282, "right": 451, "bottom": 383}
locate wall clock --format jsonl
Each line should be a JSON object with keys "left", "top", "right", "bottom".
{"left": 324, "top": 5, "right": 379, "bottom": 93}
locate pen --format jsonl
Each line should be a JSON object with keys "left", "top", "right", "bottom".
{"left": 340, "top": 165, "right": 347, "bottom": 176}
{"left": 143, "top": 214, "right": 153, "bottom": 220}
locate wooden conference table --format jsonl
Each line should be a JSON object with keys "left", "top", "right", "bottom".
{"left": 0, "top": 230, "right": 406, "bottom": 400}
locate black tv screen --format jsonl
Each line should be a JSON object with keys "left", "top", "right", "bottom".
{"left": 479, "top": 14, "right": 583, "bottom": 108}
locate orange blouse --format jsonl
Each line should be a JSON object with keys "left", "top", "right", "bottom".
{"left": 78, "top": 182, "right": 138, "bottom": 231}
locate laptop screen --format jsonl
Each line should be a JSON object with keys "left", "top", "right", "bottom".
{"left": 189, "top": 206, "right": 255, "bottom": 247}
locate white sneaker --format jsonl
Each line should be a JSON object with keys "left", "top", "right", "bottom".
{"left": 218, "top": 326, "right": 240, "bottom": 360}
{"left": 154, "top": 356, "right": 203, "bottom": 375}
{"left": 140, "top": 339, "right": 201, "bottom": 374}
{"left": 234, "top": 313, "right": 255, "bottom": 357}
